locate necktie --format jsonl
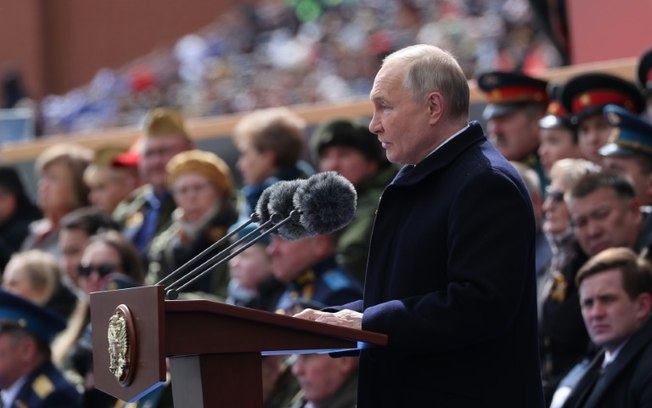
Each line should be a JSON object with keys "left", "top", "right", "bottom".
{"left": 583, "top": 360, "right": 612, "bottom": 407}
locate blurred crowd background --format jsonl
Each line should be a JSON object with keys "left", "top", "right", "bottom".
{"left": 2, "top": 0, "right": 562, "bottom": 138}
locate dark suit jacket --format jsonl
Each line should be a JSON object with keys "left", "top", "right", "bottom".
{"left": 562, "top": 316, "right": 652, "bottom": 408}
{"left": 336, "top": 122, "right": 544, "bottom": 407}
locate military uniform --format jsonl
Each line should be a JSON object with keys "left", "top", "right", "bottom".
{"left": 146, "top": 203, "right": 239, "bottom": 298}
{"left": 113, "top": 108, "right": 195, "bottom": 257}
{"left": 275, "top": 257, "right": 362, "bottom": 315}
{"left": 560, "top": 72, "right": 644, "bottom": 125}
{"left": 539, "top": 82, "right": 575, "bottom": 133}
{"left": 601, "top": 104, "right": 652, "bottom": 250}
{"left": 477, "top": 70, "right": 550, "bottom": 190}
{"left": 113, "top": 184, "right": 177, "bottom": 256}
{"left": 335, "top": 164, "right": 397, "bottom": 283}
{"left": 0, "top": 290, "right": 81, "bottom": 408}
{"left": 600, "top": 103, "right": 652, "bottom": 158}
{"left": 9, "top": 361, "right": 82, "bottom": 408}
{"left": 309, "top": 118, "right": 399, "bottom": 283}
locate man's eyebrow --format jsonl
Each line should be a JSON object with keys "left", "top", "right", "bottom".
{"left": 370, "top": 94, "right": 386, "bottom": 103}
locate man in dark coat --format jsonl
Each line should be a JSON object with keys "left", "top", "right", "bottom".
{"left": 296, "top": 44, "right": 544, "bottom": 407}
{"left": 561, "top": 247, "right": 652, "bottom": 408}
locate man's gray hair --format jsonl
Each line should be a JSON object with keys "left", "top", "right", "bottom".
{"left": 383, "top": 44, "right": 470, "bottom": 120}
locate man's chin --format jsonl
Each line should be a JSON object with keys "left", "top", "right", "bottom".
{"left": 589, "top": 243, "right": 611, "bottom": 256}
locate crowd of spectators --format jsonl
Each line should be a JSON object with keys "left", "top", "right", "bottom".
{"left": 31, "top": 0, "right": 561, "bottom": 136}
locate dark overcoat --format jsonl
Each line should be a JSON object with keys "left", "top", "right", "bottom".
{"left": 562, "top": 316, "right": 652, "bottom": 408}
{"left": 337, "top": 122, "right": 544, "bottom": 407}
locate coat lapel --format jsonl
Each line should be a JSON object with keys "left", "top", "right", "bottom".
{"left": 583, "top": 317, "right": 652, "bottom": 407}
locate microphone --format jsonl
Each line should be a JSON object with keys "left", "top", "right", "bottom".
{"left": 254, "top": 183, "right": 274, "bottom": 224}
{"left": 266, "top": 179, "right": 311, "bottom": 240}
{"left": 156, "top": 182, "right": 276, "bottom": 288}
{"left": 294, "top": 171, "right": 357, "bottom": 235}
{"left": 165, "top": 211, "right": 294, "bottom": 299}
{"left": 164, "top": 172, "right": 357, "bottom": 299}
{"left": 163, "top": 179, "right": 303, "bottom": 299}
{"left": 155, "top": 212, "right": 260, "bottom": 287}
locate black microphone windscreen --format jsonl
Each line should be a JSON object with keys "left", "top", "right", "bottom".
{"left": 255, "top": 185, "right": 274, "bottom": 224}
{"left": 267, "top": 179, "right": 312, "bottom": 240}
{"left": 294, "top": 171, "right": 357, "bottom": 235}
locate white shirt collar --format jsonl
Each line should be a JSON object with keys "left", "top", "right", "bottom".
{"left": 1, "top": 375, "right": 28, "bottom": 407}
{"left": 423, "top": 124, "right": 470, "bottom": 161}
{"left": 604, "top": 340, "right": 629, "bottom": 367}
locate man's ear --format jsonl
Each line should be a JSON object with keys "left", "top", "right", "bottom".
{"left": 427, "top": 92, "right": 444, "bottom": 123}
{"left": 643, "top": 172, "right": 652, "bottom": 202}
{"left": 16, "top": 335, "right": 38, "bottom": 362}
{"left": 636, "top": 292, "right": 652, "bottom": 319}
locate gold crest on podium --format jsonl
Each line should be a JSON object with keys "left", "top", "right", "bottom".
{"left": 108, "top": 304, "right": 138, "bottom": 386}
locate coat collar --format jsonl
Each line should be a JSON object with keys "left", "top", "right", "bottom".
{"left": 583, "top": 315, "right": 652, "bottom": 407}
{"left": 391, "top": 121, "right": 486, "bottom": 188}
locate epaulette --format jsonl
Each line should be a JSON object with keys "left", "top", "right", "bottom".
{"left": 32, "top": 374, "right": 54, "bottom": 399}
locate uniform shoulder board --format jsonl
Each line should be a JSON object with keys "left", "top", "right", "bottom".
{"left": 32, "top": 374, "right": 55, "bottom": 399}
{"left": 322, "top": 270, "right": 350, "bottom": 291}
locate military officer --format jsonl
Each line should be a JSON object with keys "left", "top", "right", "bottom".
{"left": 560, "top": 72, "right": 644, "bottom": 165}
{"left": 600, "top": 104, "right": 652, "bottom": 249}
{"left": 0, "top": 289, "right": 81, "bottom": 407}
{"left": 113, "top": 108, "right": 194, "bottom": 256}
{"left": 309, "top": 118, "right": 398, "bottom": 284}
{"left": 538, "top": 83, "right": 582, "bottom": 176}
{"left": 477, "top": 70, "right": 550, "bottom": 190}
{"left": 267, "top": 233, "right": 362, "bottom": 315}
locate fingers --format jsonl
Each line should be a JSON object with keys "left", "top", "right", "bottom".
{"left": 293, "top": 308, "right": 320, "bottom": 320}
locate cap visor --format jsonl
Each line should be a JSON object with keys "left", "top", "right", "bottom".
{"left": 599, "top": 143, "right": 637, "bottom": 157}
{"left": 483, "top": 103, "right": 525, "bottom": 120}
{"left": 539, "top": 115, "right": 572, "bottom": 130}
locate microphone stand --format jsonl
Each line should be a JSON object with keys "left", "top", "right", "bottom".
{"left": 156, "top": 213, "right": 261, "bottom": 288}
{"left": 165, "top": 211, "right": 301, "bottom": 300}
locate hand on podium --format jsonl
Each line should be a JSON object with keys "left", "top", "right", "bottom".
{"left": 293, "top": 308, "right": 362, "bottom": 330}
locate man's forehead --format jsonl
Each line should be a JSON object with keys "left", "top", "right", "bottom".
{"left": 371, "top": 64, "right": 404, "bottom": 94}
{"left": 570, "top": 187, "right": 621, "bottom": 206}
{"left": 580, "top": 269, "right": 623, "bottom": 293}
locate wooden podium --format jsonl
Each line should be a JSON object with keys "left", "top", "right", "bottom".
{"left": 90, "top": 286, "right": 387, "bottom": 407}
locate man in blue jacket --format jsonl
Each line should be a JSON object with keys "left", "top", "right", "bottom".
{"left": 296, "top": 44, "right": 544, "bottom": 407}
{"left": 0, "top": 289, "right": 81, "bottom": 407}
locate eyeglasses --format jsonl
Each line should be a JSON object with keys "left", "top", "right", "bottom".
{"left": 77, "top": 263, "right": 118, "bottom": 278}
{"left": 545, "top": 188, "right": 565, "bottom": 203}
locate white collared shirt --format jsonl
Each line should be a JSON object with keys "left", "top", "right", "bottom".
{"left": 0, "top": 375, "right": 28, "bottom": 407}
{"left": 423, "top": 124, "right": 470, "bottom": 161}
{"left": 604, "top": 340, "right": 628, "bottom": 368}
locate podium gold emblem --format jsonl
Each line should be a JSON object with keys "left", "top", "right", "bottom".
{"left": 108, "top": 304, "right": 137, "bottom": 386}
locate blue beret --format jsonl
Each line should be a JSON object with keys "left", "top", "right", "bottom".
{"left": 0, "top": 289, "right": 66, "bottom": 344}
{"left": 229, "top": 222, "right": 271, "bottom": 246}
{"left": 600, "top": 104, "right": 652, "bottom": 157}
